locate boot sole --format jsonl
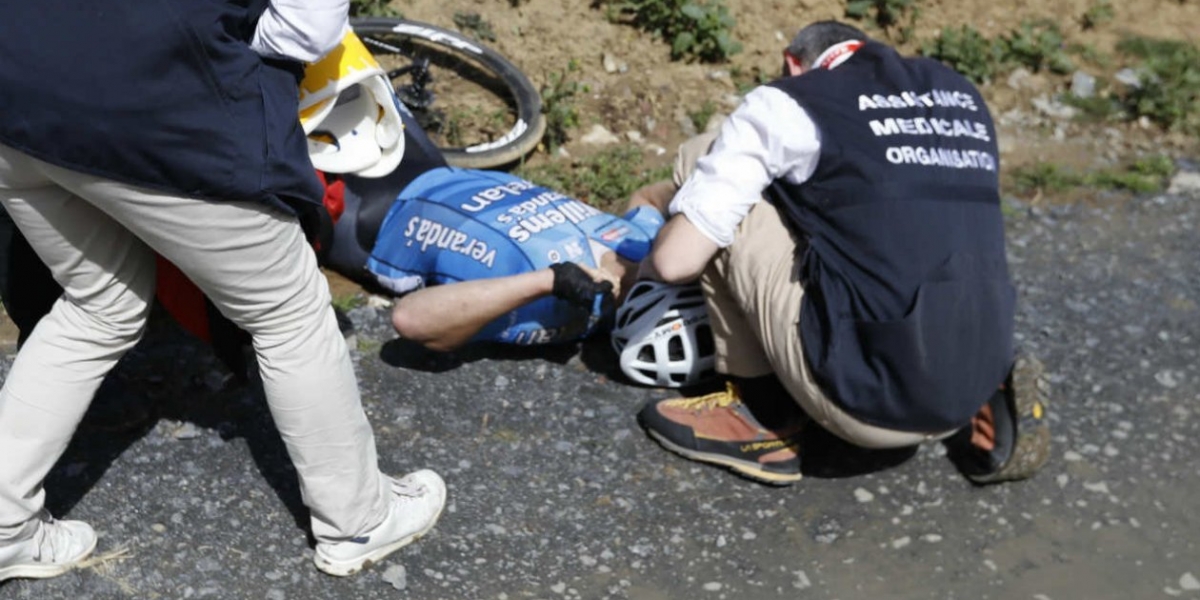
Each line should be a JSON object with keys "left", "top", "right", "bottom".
{"left": 645, "top": 428, "right": 802, "bottom": 486}
{"left": 969, "top": 354, "right": 1052, "bottom": 484}
{"left": 313, "top": 502, "right": 446, "bottom": 577}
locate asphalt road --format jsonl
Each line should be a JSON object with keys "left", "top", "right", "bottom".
{"left": 2, "top": 168, "right": 1199, "bottom": 600}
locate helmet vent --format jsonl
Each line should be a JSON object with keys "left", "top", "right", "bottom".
{"left": 696, "top": 323, "right": 714, "bottom": 356}
{"left": 667, "top": 336, "right": 684, "bottom": 361}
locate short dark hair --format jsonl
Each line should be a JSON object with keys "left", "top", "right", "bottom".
{"left": 786, "top": 21, "right": 870, "bottom": 67}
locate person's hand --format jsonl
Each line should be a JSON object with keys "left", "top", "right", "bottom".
{"left": 576, "top": 262, "right": 621, "bottom": 300}
{"left": 549, "top": 262, "right": 617, "bottom": 318}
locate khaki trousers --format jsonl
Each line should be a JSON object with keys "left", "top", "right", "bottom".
{"left": 677, "top": 134, "right": 953, "bottom": 449}
{"left": 0, "top": 144, "right": 389, "bottom": 544}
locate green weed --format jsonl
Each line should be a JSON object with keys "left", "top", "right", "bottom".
{"left": 540, "top": 60, "right": 583, "bottom": 151}
{"left": 920, "top": 25, "right": 1003, "bottom": 84}
{"left": 1114, "top": 36, "right": 1200, "bottom": 133}
{"left": 688, "top": 100, "right": 717, "bottom": 133}
{"left": 845, "top": 0, "right": 920, "bottom": 42}
{"left": 516, "top": 146, "right": 672, "bottom": 214}
{"left": 1010, "top": 163, "right": 1085, "bottom": 195}
{"left": 598, "top": 0, "right": 742, "bottom": 62}
{"left": 1089, "top": 155, "right": 1175, "bottom": 193}
{"left": 1067, "top": 42, "right": 1112, "bottom": 68}
{"left": 999, "top": 19, "right": 1074, "bottom": 75}
{"left": 1062, "top": 93, "right": 1122, "bottom": 123}
{"left": 440, "top": 106, "right": 510, "bottom": 148}
{"left": 1128, "top": 154, "right": 1176, "bottom": 178}
{"left": 923, "top": 20, "right": 1074, "bottom": 83}
{"left": 349, "top": 0, "right": 400, "bottom": 17}
{"left": 1010, "top": 157, "right": 1176, "bottom": 196}
{"left": 1080, "top": 0, "right": 1115, "bottom": 30}
{"left": 452, "top": 12, "right": 497, "bottom": 42}
{"left": 331, "top": 292, "right": 366, "bottom": 314}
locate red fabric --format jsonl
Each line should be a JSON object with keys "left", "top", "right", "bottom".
{"left": 155, "top": 255, "right": 211, "bottom": 342}
{"left": 317, "top": 170, "right": 345, "bottom": 225}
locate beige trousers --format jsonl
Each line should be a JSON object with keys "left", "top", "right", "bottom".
{"left": 0, "top": 143, "right": 389, "bottom": 544}
{"left": 677, "top": 134, "right": 954, "bottom": 449}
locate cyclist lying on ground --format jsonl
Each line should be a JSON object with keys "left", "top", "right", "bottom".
{"left": 321, "top": 129, "right": 668, "bottom": 352}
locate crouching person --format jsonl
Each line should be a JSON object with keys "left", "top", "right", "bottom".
{"left": 635, "top": 20, "right": 1050, "bottom": 486}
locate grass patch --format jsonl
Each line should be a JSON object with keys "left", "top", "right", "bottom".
{"left": 1080, "top": 0, "right": 1115, "bottom": 30}
{"left": 440, "top": 106, "right": 511, "bottom": 148}
{"left": 920, "top": 21, "right": 1197, "bottom": 138}
{"left": 1089, "top": 155, "right": 1175, "bottom": 193}
{"left": 999, "top": 19, "right": 1073, "bottom": 75}
{"left": 688, "top": 100, "right": 717, "bottom": 133}
{"left": 331, "top": 292, "right": 366, "bottom": 314}
{"left": 516, "top": 146, "right": 672, "bottom": 213}
{"left": 1010, "top": 156, "right": 1175, "bottom": 196}
{"left": 598, "top": 0, "right": 742, "bottom": 62}
{"left": 922, "top": 19, "right": 1074, "bottom": 84}
{"left": 452, "top": 12, "right": 497, "bottom": 42}
{"left": 540, "top": 60, "right": 583, "bottom": 152}
{"left": 1114, "top": 36, "right": 1200, "bottom": 133}
{"left": 349, "top": 0, "right": 400, "bottom": 17}
{"left": 1061, "top": 36, "right": 1199, "bottom": 134}
{"left": 1010, "top": 163, "right": 1086, "bottom": 196}
{"left": 921, "top": 25, "right": 1003, "bottom": 84}
{"left": 845, "top": 0, "right": 920, "bottom": 42}
{"left": 1062, "top": 93, "right": 1122, "bottom": 123}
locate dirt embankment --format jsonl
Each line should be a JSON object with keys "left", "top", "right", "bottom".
{"left": 395, "top": 0, "right": 1200, "bottom": 186}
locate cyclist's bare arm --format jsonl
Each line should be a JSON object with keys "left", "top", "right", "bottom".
{"left": 391, "top": 260, "right": 624, "bottom": 352}
{"left": 391, "top": 270, "right": 554, "bottom": 352}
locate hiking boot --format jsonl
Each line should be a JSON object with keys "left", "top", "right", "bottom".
{"left": 313, "top": 470, "right": 446, "bottom": 577}
{"left": 0, "top": 512, "right": 97, "bottom": 582}
{"left": 637, "top": 381, "right": 804, "bottom": 485}
{"left": 948, "top": 354, "right": 1051, "bottom": 484}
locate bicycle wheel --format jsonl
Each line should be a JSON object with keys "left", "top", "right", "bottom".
{"left": 351, "top": 17, "right": 546, "bottom": 169}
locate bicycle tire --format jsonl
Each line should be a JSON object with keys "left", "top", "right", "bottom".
{"left": 351, "top": 17, "right": 546, "bottom": 169}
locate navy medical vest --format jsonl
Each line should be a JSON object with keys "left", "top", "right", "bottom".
{"left": 0, "top": 1, "right": 322, "bottom": 213}
{"left": 769, "top": 42, "right": 1015, "bottom": 432}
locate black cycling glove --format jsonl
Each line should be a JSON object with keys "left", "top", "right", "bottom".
{"left": 550, "top": 262, "right": 615, "bottom": 316}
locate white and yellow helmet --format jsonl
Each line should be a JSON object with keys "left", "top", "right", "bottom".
{"left": 299, "top": 30, "right": 405, "bottom": 178}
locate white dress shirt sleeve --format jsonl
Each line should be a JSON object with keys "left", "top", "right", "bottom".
{"left": 250, "top": 0, "right": 350, "bottom": 63}
{"left": 667, "top": 85, "right": 822, "bottom": 248}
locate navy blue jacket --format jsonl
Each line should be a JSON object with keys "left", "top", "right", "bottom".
{"left": 769, "top": 42, "right": 1015, "bottom": 431}
{"left": 0, "top": 1, "right": 322, "bottom": 213}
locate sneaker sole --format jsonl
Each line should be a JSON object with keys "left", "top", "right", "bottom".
{"left": 0, "top": 536, "right": 97, "bottom": 582}
{"left": 313, "top": 502, "right": 446, "bottom": 577}
{"left": 645, "top": 428, "right": 802, "bottom": 486}
{"left": 969, "top": 355, "right": 1052, "bottom": 484}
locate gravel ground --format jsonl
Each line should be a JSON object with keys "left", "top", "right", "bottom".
{"left": 2, "top": 167, "right": 1199, "bottom": 600}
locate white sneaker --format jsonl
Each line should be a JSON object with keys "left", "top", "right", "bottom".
{"left": 0, "top": 512, "right": 97, "bottom": 582}
{"left": 313, "top": 470, "right": 446, "bottom": 577}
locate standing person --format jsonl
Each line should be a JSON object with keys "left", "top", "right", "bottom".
{"left": 0, "top": 0, "right": 444, "bottom": 582}
{"left": 636, "top": 21, "right": 1050, "bottom": 486}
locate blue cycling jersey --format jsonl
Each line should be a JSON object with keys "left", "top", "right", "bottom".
{"left": 367, "top": 167, "right": 664, "bottom": 345}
